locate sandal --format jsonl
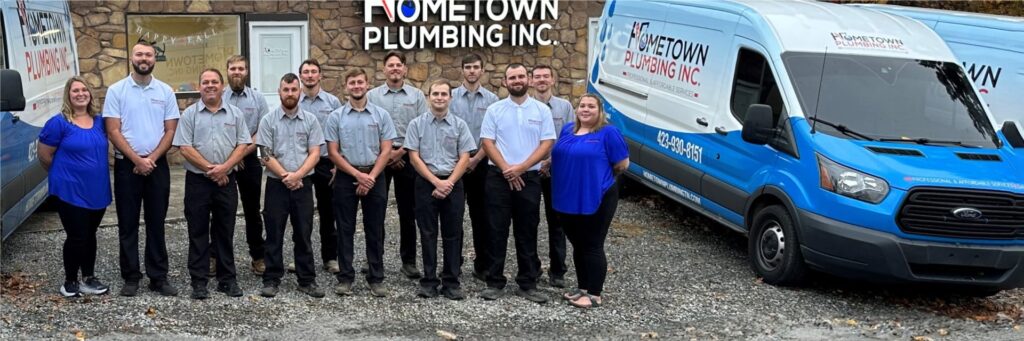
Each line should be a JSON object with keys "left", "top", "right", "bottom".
{"left": 562, "top": 288, "right": 585, "bottom": 301}
{"left": 569, "top": 293, "right": 603, "bottom": 309}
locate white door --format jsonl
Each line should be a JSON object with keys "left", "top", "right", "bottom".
{"left": 248, "top": 22, "right": 308, "bottom": 110}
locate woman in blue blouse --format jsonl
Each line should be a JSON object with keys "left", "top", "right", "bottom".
{"left": 551, "top": 94, "right": 629, "bottom": 309}
{"left": 37, "top": 77, "right": 112, "bottom": 298}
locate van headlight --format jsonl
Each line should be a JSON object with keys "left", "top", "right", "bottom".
{"left": 817, "top": 154, "right": 889, "bottom": 204}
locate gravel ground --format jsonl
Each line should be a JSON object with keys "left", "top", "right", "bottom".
{"left": 2, "top": 182, "right": 1022, "bottom": 340}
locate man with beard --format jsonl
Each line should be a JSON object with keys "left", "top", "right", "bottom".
{"left": 367, "top": 51, "right": 428, "bottom": 280}
{"left": 297, "top": 59, "right": 343, "bottom": 274}
{"left": 257, "top": 73, "right": 325, "bottom": 298}
{"left": 172, "top": 68, "right": 251, "bottom": 299}
{"left": 325, "top": 68, "right": 397, "bottom": 298}
{"left": 215, "top": 55, "right": 269, "bottom": 276}
{"left": 104, "top": 40, "right": 180, "bottom": 297}
{"left": 530, "top": 65, "right": 574, "bottom": 289}
{"left": 449, "top": 53, "right": 500, "bottom": 282}
{"left": 478, "top": 64, "right": 556, "bottom": 304}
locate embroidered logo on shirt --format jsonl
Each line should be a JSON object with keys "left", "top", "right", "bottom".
{"left": 527, "top": 119, "right": 543, "bottom": 125}
{"left": 150, "top": 98, "right": 165, "bottom": 106}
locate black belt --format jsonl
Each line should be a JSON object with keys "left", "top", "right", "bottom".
{"left": 354, "top": 166, "right": 373, "bottom": 173}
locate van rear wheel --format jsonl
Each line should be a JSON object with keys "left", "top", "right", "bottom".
{"left": 749, "top": 205, "right": 807, "bottom": 286}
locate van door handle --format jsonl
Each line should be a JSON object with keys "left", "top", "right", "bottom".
{"left": 10, "top": 114, "right": 20, "bottom": 124}
{"left": 696, "top": 117, "right": 709, "bottom": 126}
{"left": 715, "top": 126, "right": 728, "bottom": 135}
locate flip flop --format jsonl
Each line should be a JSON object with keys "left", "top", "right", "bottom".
{"left": 569, "top": 293, "right": 603, "bottom": 309}
{"left": 562, "top": 288, "right": 585, "bottom": 301}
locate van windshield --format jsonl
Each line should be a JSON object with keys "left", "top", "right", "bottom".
{"left": 783, "top": 52, "right": 999, "bottom": 148}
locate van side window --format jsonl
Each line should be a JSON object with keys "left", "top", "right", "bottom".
{"left": 730, "top": 48, "right": 785, "bottom": 126}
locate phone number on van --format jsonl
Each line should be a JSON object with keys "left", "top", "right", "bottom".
{"left": 657, "top": 130, "right": 703, "bottom": 164}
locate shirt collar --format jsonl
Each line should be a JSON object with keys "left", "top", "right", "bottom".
{"left": 279, "top": 107, "right": 303, "bottom": 120}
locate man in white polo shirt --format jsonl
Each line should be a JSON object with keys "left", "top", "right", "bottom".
{"left": 478, "top": 63, "right": 556, "bottom": 304}
{"left": 103, "top": 40, "right": 180, "bottom": 297}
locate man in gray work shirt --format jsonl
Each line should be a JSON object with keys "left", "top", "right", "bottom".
{"left": 367, "top": 50, "right": 428, "bottom": 279}
{"left": 172, "top": 68, "right": 251, "bottom": 300}
{"left": 449, "top": 53, "right": 500, "bottom": 281}
{"left": 406, "top": 80, "right": 476, "bottom": 301}
{"left": 219, "top": 55, "right": 270, "bottom": 276}
{"left": 298, "top": 58, "right": 344, "bottom": 274}
{"left": 530, "top": 65, "right": 574, "bottom": 288}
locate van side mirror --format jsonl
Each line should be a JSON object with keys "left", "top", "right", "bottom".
{"left": 1, "top": 70, "right": 26, "bottom": 112}
{"left": 1003, "top": 121, "right": 1024, "bottom": 148}
{"left": 742, "top": 104, "right": 776, "bottom": 145}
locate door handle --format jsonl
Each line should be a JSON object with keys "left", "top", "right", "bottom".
{"left": 715, "top": 126, "right": 728, "bottom": 135}
{"left": 10, "top": 114, "right": 20, "bottom": 124}
{"left": 696, "top": 117, "right": 709, "bottom": 127}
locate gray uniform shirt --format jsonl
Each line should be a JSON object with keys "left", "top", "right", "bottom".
{"left": 538, "top": 95, "right": 574, "bottom": 138}
{"left": 299, "top": 89, "right": 343, "bottom": 156}
{"left": 256, "top": 106, "right": 324, "bottom": 179}
{"left": 367, "top": 83, "right": 427, "bottom": 147}
{"left": 323, "top": 102, "right": 398, "bottom": 167}
{"left": 404, "top": 111, "right": 477, "bottom": 176}
{"left": 223, "top": 86, "right": 270, "bottom": 136}
{"left": 450, "top": 85, "right": 500, "bottom": 142}
{"left": 172, "top": 102, "right": 251, "bottom": 174}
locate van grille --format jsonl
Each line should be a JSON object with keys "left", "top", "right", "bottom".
{"left": 897, "top": 187, "right": 1024, "bottom": 240}
{"left": 866, "top": 146, "right": 924, "bottom": 157}
{"left": 956, "top": 153, "right": 1001, "bottom": 161}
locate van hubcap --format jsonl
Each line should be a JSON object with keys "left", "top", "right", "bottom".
{"left": 758, "top": 222, "right": 785, "bottom": 270}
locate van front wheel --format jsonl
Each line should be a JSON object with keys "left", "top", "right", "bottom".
{"left": 749, "top": 205, "right": 807, "bottom": 286}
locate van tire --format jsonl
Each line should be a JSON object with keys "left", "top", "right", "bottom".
{"left": 748, "top": 205, "right": 807, "bottom": 286}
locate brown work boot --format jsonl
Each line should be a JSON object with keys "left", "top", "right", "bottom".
{"left": 251, "top": 259, "right": 266, "bottom": 275}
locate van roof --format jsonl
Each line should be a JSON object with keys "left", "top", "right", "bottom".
{"left": 852, "top": 4, "right": 1024, "bottom": 53}
{"left": 655, "top": 0, "right": 957, "bottom": 61}
{"left": 853, "top": 4, "right": 1024, "bottom": 28}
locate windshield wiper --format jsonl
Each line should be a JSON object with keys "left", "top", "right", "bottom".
{"left": 876, "top": 137, "right": 981, "bottom": 148}
{"left": 807, "top": 117, "right": 876, "bottom": 141}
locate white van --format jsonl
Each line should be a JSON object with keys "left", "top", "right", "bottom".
{"left": 853, "top": 4, "right": 1024, "bottom": 140}
{"left": 590, "top": 0, "right": 1024, "bottom": 292}
{"left": 1, "top": 0, "right": 79, "bottom": 239}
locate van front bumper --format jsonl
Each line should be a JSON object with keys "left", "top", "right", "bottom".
{"left": 797, "top": 209, "right": 1024, "bottom": 289}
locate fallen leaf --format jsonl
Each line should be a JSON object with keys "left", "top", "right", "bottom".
{"left": 145, "top": 307, "right": 157, "bottom": 318}
{"left": 641, "top": 331, "right": 659, "bottom": 338}
{"left": 74, "top": 330, "right": 86, "bottom": 341}
{"left": 846, "top": 319, "right": 858, "bottom": 327}
{"left": 1014, "top": 325, "right": 1021, "bottom": 331}
{"left": 911, "top": 336, "right": 933, "bottom": 341}
{"left": 938, "top": 329, "right": 949, "bottom": 336}
{"left": 436, "top": 329, "right": 457, "bottom": 340}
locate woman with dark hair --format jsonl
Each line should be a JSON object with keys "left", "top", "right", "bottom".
{"left": 551, "top": 93, "right": 629, "bottom": 309}
{"left": 37, "top": 76, "right": 112, "bottom": 297}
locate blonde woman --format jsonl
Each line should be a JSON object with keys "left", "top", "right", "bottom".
{"left": 37, "top": 77, "right": 112, "bottom": 298}
{"left": 550, "top": 94, "right": 629, "bottom": 309}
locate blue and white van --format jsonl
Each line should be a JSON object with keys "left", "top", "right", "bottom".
{"left": 1, "top": 0, "right": 79, "bottom": 239}
{"left": 590, "top": 0, "right": 1024, "bottom": 292}
{"left": 852, "top": 4, "right": 1024, "bottom": 141}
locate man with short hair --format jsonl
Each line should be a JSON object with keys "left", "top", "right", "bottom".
{"left": 449, "top": 53, "right": 500, "bottom": 282}
{"left": 367, "top": 50, "right": 428, "bottom": 280}
{"left": 406, "top": 80, "right": 476, "bottom": 300}
{"left": 479, "top": 64, "right": 556, "bottom": 304}
{"left": 220, "top": 55, "right": 269, "bottom": 276}
{"left": 257, "top": 73, "right": 325, "bottom": 298}
{"left": 172, "top": 68, "right": 251, "bottom": 299}
{"left": 104, "top": 40, "right": 180, "bottom": 297}
{"left": 298, "top": 59, "right": 344, "bottom": 274}
{"left": 325, "top": 68, "right": 397, "bottom": 298}
{"left": 530, "top": 65, "right": 574, "bottom": 288}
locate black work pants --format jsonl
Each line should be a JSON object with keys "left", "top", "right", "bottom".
{"left": 184, "top": 172, "right": 238, "bottom": 286}
{"left": 56, "top": 198, "right": 105, "bottom": 283}
{"left": 312, "top": 158, "right": 338, "bottom": 263}
{"left": 236, "top": 153, "right": 265, "bottom": 260}
{"left": 562, "top": 181, "right": 619, "bottom": 296}
{"left": 463, "top": 158, "right": 491, "bottom": 275}
{"left": 114, "top": 156, "right": 171, "bottom": 283}
{"left": 540, "top": 176, "right": 567, "bottom": 279}
{"left": 385, "top": 153, "right": 417, "bottom": 266}
{"left": 484, "top": 168, "right": 542, "bottom": 290}
{"left": 262, "top": 177, "right": 316, "bottom": 286}
{"left": 333, "top": 171, "right": 387, "bottom": 284}
{"left": 414, "top": 175, "right": 465, "bottom": 290}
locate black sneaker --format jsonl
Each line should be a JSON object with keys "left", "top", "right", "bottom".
{"left": 417, "top": 286, "right": 438, "bottom": 298}
{"left": 516, "top": 288, "right": 549, "bottom": 304}
{"left": 191, "top": 285, "right": 210, "bottom": 300}
{"left": 548, "top": 276, "right": 566, "bottom": 289}
{"left": 60, "top": 281, "right": 81, "bottom": 298}
{"left": 480, "top": 287, "right": 503, "bottom": 300}
{"left": 260, "top": 284, "right": 278, "bottom": 298}
{"left": 149, "top": 280, "right": 179, "bottom": 297}
{"left": 297, "top": 283, "right": 325, "bottom": 298}
{"left": 120, "top": 282, "right": 140, "bottom": 297}
{"left": 441, "top": 287, "right": 465, "bottom": 301}
{"left": 217, "top": 282, "right": 243, "bottom": 297}
{"left": 80, "top": 277, "right": 110, "bottom": 295}
{"left": 368, "top": 282, "right": 388, "bottom": 297}
{"left": 400, "top": 264, "right": 421, "bottom": 279}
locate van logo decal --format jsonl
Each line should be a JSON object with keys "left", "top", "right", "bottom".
{"left": 962, "top": 62, "right": 1001, "bottom": 91}
{"left": 830, "top": 32, "right": 907, "bottom": 53}
{"left": 951, "top": 207, "right": 983, "bottom": 220}
{"left": 623, "top": 21, "right": 708, "bottom": 99}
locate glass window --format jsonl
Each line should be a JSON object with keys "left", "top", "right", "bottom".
{"left": 730, "top": 48, "right": 785, "bottom": 126}
{"left": 127, "top": 15, "right": 240, "bottom": 93}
